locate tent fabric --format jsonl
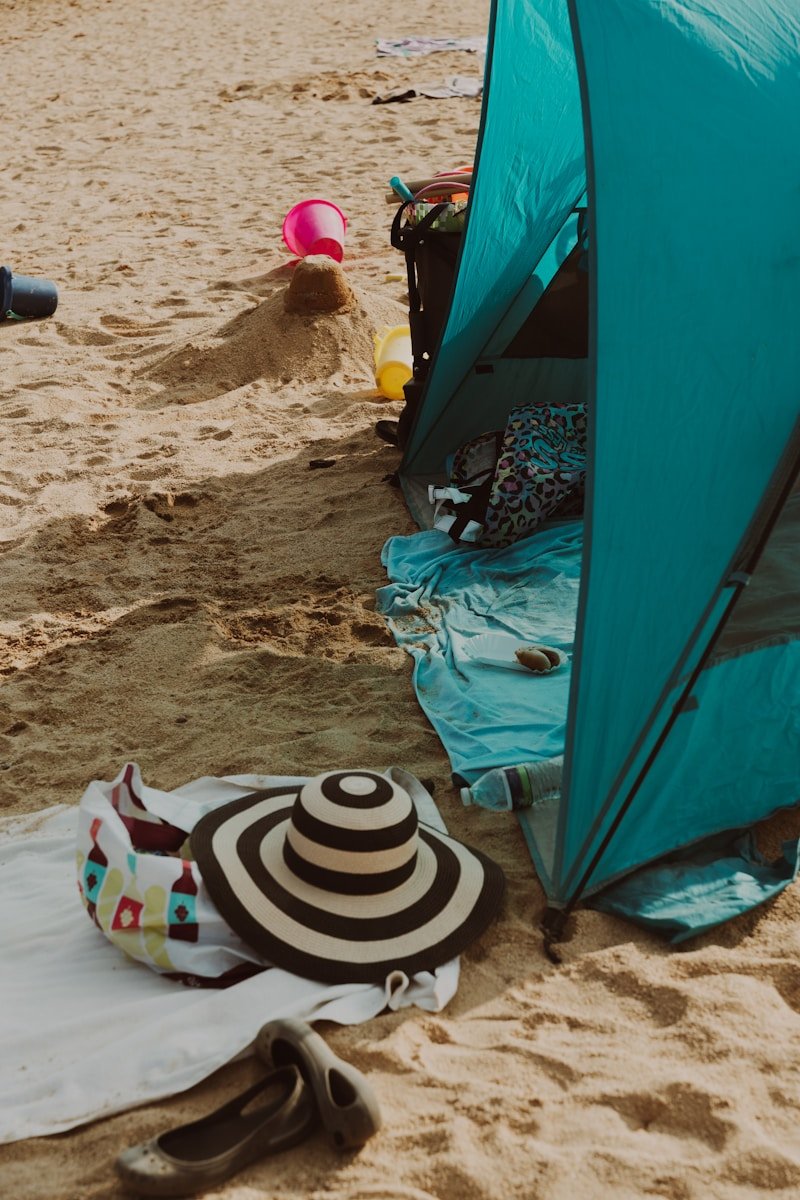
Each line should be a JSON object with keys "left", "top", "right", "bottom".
{"left": 520, "top": 638, "right": 800, "bottom": 899}
{"left": 714, "top": 491, "right": 800, "bottom": 658}
{"left": 377, "top": 521, "right": 582, "bottom": 784}
{"left": 391, "top": 0, "right": 800, "bottom": 935}
{"left": 590, "top": 831, "right": 800, "bottom": 943}
{"left": 402, "top": 0, "right": 586, "bottom": 480}
{"left": 556, "top": 0, "right": 800, "bottom": 902}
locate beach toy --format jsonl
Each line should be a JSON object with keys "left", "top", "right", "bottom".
{"left": 406, "top": 179, "right": 471, "bottom": 233}
{"left": 0, "top": 265, "right": 58, "bottom": 320}
{"left": 414, "top": 180, "right": 471, "bottom": 206}
{"left": 373, "top": 324, "right": 412, "bottom": 401}
{"left": 389, "top": 175, "right": 415, "bottom": 203}
{"left": 384, "top": 168, "right": 474, "bottom": 204}
{"left": 282, "top": 199, "right": 347, "bottom": 262}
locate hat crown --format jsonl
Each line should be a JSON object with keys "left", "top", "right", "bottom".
{"left": 284, "top": 771, "right": 419, "bottom": 895}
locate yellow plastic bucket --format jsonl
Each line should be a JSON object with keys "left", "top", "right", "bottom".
{"left": 373, "top": 324, "right": 412, "bottom": 402}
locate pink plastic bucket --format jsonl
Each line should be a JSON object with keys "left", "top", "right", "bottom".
{"left": 282, "top": 199, "right": 348, "bottom": 262}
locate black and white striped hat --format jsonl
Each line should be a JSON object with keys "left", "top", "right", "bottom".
{"left": 190, "top": 770, "right": 505, "bottom": 984}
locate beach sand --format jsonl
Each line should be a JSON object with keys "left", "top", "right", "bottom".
{"left": 2, "top": 1, "right": 800, "bottom": 1196}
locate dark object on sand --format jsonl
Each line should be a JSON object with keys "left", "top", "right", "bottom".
{"left": 256, "top": 1018, "right": 382, "bottom": 1150}
{"left": 115, "top": 1064, "right": 316, "bottom": 1197}
{"left": 0, "top": 266, "right": 58, "bottom": 320}
{"left": 375, "top": 419, "right": 400, "bottom": 446}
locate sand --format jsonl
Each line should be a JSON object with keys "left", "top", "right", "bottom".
{"left": 2, "top": 1, "right": 800, "bottom": 1197}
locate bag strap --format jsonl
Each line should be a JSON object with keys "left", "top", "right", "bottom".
{"left": 431, "top": 429, "right": 504, "bottom": 544}
{"left": 390, "top": 199, "right": 448, "bottom": 254}
{"left": 391, "top": 201, "right": 450, "bottom": 374}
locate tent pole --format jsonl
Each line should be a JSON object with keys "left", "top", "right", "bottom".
{"left": 542, "top": 424, "right": 800, "bottom": 962}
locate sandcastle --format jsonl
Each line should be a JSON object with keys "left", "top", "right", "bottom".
{"left": 283, "top": 256, "right": 354, "bottom": 315}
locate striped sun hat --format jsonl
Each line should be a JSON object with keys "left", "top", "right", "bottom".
{"left": 190, "top": 770, "right": 505, "bottom": 984}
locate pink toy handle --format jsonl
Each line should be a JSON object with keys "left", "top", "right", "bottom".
{"left": 412, "top": 181, "right": 472, "bottom": 202}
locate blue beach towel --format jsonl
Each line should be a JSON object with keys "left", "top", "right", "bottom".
{"left": 378, "top": 520, "right": 583, "bottom": 784}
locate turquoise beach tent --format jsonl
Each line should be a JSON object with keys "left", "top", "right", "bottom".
{"left": 396, "top": 0, "right": 800, "bottom": 940}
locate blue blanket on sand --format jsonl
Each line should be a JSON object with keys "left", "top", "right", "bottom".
{"left": 377, "top": 521, "right": 583, "bottom": 785}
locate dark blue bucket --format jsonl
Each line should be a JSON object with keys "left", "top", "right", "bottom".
{"left": 1, "top": 266, "right": 58, "bottom": 320}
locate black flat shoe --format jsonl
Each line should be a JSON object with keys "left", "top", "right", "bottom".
{"left": 256, "top": 1019, "right": 381, "bottom": 1151}
{"left": 374, "top": 419, "right": 400, "bottom": 446}
{"left": 115, "top": 1064, "right": 317, "bottom": 1197}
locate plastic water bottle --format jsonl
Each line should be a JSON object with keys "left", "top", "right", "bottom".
{"left": 461, "top": 760, "right": 562, "bottom": 812}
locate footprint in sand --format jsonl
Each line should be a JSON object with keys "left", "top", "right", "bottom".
{"left": 0, "top": 489, "right": 26, "bottom": 508}
{"left": 102, "top": 496, "right": 136, "bottom": 516}
{"left": 17, "top": 377, "right": 65, "bottom": 390}
{"left": 99, "top": 314, "right": 172, "bottom": 337}
{"left": 54, "top": 323, "right": 117, "bottom": 347}
{"left": 324, "top": 1190, "right": 442, "bottom": 1200}
{"left": 198, "top": 426, "right": 233, "bottom": 441}
{"left": 598, "top": 1080, "right": 735, "bottom": 1151}
{"left": 142, "top": 491, "right": 201, "bottom": 521}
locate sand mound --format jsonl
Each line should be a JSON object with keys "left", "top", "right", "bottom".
{"left": 284, "top": 256, "right": 356, "bottom": 314}
{"left": 143, "top": 273, "right": 407, "bottom": 402}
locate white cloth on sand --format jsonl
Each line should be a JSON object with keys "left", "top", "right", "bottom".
{"left": 0, "top": 768, "right": 458, "bottom": 1145}
{"left": 375, "top": 36, "right": 487, "bottom": 57}
{"left": 373, "top": 76, "right": 483, "bottom": 104}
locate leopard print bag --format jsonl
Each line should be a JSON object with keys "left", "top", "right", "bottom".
{"left": 433, "top": 403, "right": 586, "bottom": 548}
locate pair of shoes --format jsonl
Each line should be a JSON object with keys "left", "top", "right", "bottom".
{"left": 256, "top": 1018, "right": 382, "bottom": 1151}
{"left": 115, "top": 1064, "right": 316, "bottom": 1197}
{"left": 114, "top": 1022, "right": 381, "bottom": 1196}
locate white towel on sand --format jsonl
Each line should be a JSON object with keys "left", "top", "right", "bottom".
{"left": 0, "top": 769, "right": 458, "bottom": 1144}
{"left": 376, "top": 36, "right": 487, "bottom": 57}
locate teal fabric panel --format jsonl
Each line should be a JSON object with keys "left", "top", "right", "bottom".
{"left": 565, "top": 640, "right": 800, "bottom": 895}
{"left": 517, "top": 797, "right": 561, "bottom": 899}
{"left": 590, "top": 831, "right": 800, "bottom": 943}
{"left": 556, "top": 0, "right": 800, "bottom": 900}
{"left": 715, "top": 491, "right": 800, "bottom": 657}
{"left": 377, "top": 522, "right": 582, "bottom": 784}
{"left": 402, "top": 0, "right": 585, "bottom": 478}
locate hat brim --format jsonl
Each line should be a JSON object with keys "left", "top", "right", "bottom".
{"left": 191, "top": 787, "right": 505, "bottom": 984}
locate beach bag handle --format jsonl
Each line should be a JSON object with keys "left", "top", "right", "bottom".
{"left": 391, "top": 201, "right": 450, "bottom": 375}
